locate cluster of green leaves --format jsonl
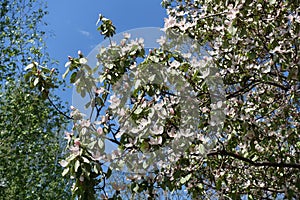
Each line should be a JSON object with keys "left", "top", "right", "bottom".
{"left": 0, "top": 0, "right": 71, "bottom": 199}
{"left": 0, "top": 82, "right": 70, "bottom": 199}
{"left": 59, "top": 112, "right": 113, "bottom": 200}
{"left": 24, "top": 61, "right": 58, "bottom": 99}
{"left": 0, "top": 0, "right": 50, "bottom": 80}
{"left": 96, "top": 14, "right": 116, "bottom": 39}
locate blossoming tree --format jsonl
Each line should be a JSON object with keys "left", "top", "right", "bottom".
{"left": 26, "top": 0, "right": 299, "bottom": 199}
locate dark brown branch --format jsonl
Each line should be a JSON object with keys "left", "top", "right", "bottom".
{"left": 110, "top": 127, "right": 121, "bottom": 143}
{"left": 226, "top": 82, "right": 260, "bottom": 99}
{"left": 262, "top": 81, "right": 290, "bottom": 91}
{"left": 207, "top": 149, "right": 300, "bottom": 169}
{"left": 47, "top": 96, "right": 73, "bottom": 120}
{"left": 106, "top": 137, "right": 121, "bottom": 146}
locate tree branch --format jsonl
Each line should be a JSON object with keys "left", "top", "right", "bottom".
{"left": 226, "top": 82, "right": 260, "bottom": 99}
{"left": 47, "top": 96, "right": 73, "bottom": 120}
{"left": 106, "top": 137, "right": 121, "bottom": 146}
{"left": 207, "top": 149, "right": 300, "bottom": 169}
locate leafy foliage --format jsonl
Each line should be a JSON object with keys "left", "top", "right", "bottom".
{"left": 0, "top": 82, "right": 70, "bottom": 199}
{"left": 0, "top": 0, "right": 50, "bottom": 81}
{"left": 0, "top": 0, "right": 70, "bottom": 199}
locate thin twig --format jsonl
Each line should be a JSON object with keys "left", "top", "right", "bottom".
{"left": 47, "top": 96, "right": 73, "bottom": 120}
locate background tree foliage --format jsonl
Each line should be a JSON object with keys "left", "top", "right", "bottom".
{"left": 26, "top": 0, "right": 299, "bottom": 199}
{"left": 0, "top": 0, "right": 70, "bottom": 199}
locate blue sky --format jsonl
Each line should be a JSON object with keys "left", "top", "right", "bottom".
{"left": 45, "top": 0, "right": 167, "bottom": 106}
{"left": 46, "top": 0, "right": 166, "bottom": 74}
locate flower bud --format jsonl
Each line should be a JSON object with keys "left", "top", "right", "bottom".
{"left": 170, "top": 108, "right": 175, "bottom": 115}
{"left": 78, "top": 50, "right": 83, "bottom": 58}
{"left": 97, "top": 127, "right": 103, "bottom": 135}
{"left": 74, "top": 138, "right": 81, "bottom": 146}
{"left": 79, "top": 175, "right": 84, "bottom": 182}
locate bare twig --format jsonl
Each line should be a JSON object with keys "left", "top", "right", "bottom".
{"left": 47, "top": 96, "right": 73, "bottom": 120}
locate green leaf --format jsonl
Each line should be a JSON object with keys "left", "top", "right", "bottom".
{"left": 269, "top": 0, "right": 276, "bottom": 4}
{"left": 87, "top": 140, "right": 97, "bottom": 149}
{"left": 24, "top": 72, "right": 32, "bottom": 82}
{"left": 62, "top": 68, "right": 70, "bottom": 79}
{"left": 79, "top": 58, "right": 88, "bottom": 64}
{"left": 251, "top": 155, "right": 259, "bottom": 162}
{"left": 70, "top": 72, "right": 78, "bottom": 83}
{"left": 134, "top": 107, "right": 143, "bottom": 115}
{"left": 93, "top": 165, "right": 99, "bottom": 174}
{"left": 40, "top": 66, "right": 50, "bottom": 73}
{"left": 143, "top": 161, "right": 148, "bottom": 169}
{"left": 33, "top": 77, "right": 39, "bottom": 86}
{"left": 135, "top": 79, "right": 141, "bottom": 89}
{"left": 228, "top": 24, "right": 237, "bottom": 36}
{"left": 198, "top": 144, "right": 205, "bottom": 155}
{"left": 65, "top": 61, "right": 71, "bottom": 67}
{"left": 140, "top": 141, "right": 150, "bottom": 153}
{"left": 24, "top": 62, "right": 36, "bottom": 71}
{"left": 106, "top": 167, "right": 112, "bottom": 178}
{"left": 216, "top": 179, "right": 222, "bottom": 190}
{"left": 133, "top": 184, "right": 139, "bottom": 193}
{"left": 62, "top": 167, "right": 69, "bottom": 176}
{"left": 80, "top": 89, "right": 86, "bottom": 98}
{"left": 148, "top": 74, "right": 156, "bottom": 82}
{"left": 85, "top": 101, "right": 91, "bottom": 109}
{"left": 82, "top": 156, "right": 90, "bottom": 164}
{"left": 180, "top": 174, "right": 192, "bottom": 184}
{"left": 66, "top": 154, "right": 78, "bottom": 163}
{"left": 95, "top": 97, "right": 104, "bottom": 106}
{"left": 98, "top": 139, "right": 104, "bottom": 149}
